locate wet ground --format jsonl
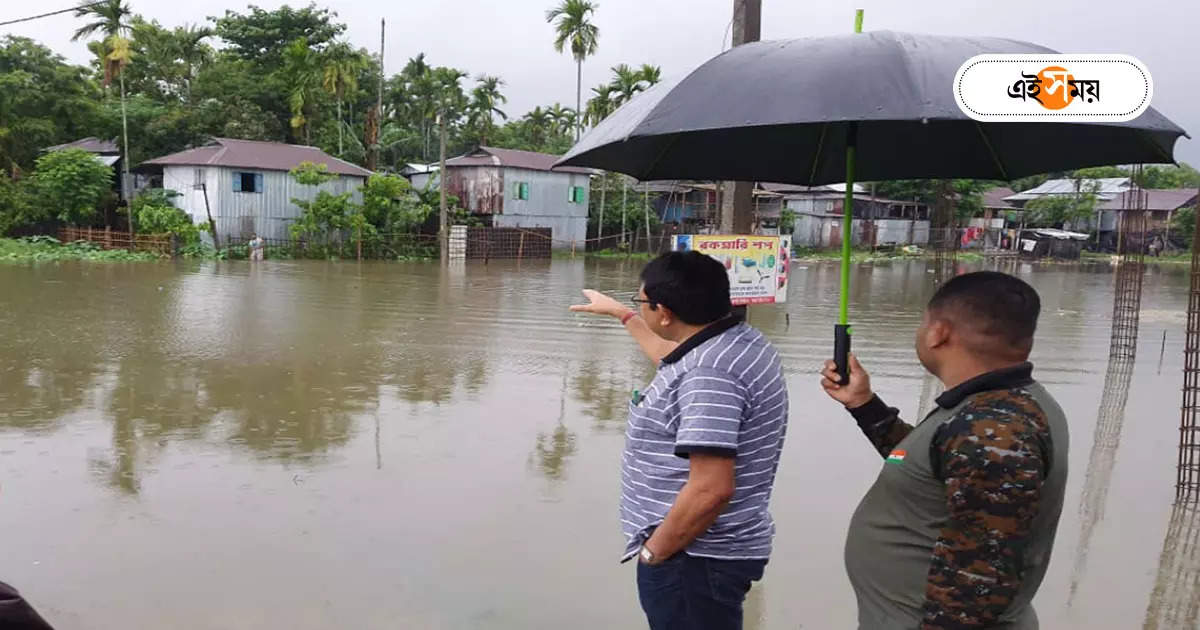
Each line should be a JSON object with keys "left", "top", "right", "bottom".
{"left": 0, "top": 257, "right": 1191, "bottom": 629}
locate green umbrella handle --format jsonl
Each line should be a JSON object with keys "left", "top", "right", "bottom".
{"left": 835, "top": 324, "right": 851, "bottom": 384}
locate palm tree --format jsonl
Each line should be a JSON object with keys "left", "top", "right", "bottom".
{"left": 468, "top": 75, "right": 507, "bottom": 145}
{"left": 523, "top": 106, "right": 552, "bottom": 148}
{"left": 546, "top": 103, "right": 577, "bottom": 137}
{"left": 638, "top": 64, "right": 662, "bottom": 88}
{"left": 73, "top": 0, "right": 133, "bottom": 229}
{"left": 174, "top": 24, "right": 213, "bottom": 102}
{"left": 322, "top": 42, "right": 366, "bottom": 156}
{"left": 610, "top": 64, "right": 644, "bottom": 107}
{"left": 72, "top": 0, "right": 131, "bottom": 43}
{"left": 282, "top": 38, "right": 321, "bottom": 144}
{"left": 584, "top": 83, "right": 615, "bottom": 126}
{"left": 545, "top": 0, "right": 599, "bottom": 141}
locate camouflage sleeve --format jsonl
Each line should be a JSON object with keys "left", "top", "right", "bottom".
{"left": 848, "top": 395, "right": 914, "bottom": 458}
{"left": 921, "top": 391, "right": 1050, "bottom": 629}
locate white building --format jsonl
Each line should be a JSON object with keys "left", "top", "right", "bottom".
{"left": 439, "top": 146, "right": 594, "bottom": 249}
{"left": 139, "top": 138, "right": 372, "bottom": 241}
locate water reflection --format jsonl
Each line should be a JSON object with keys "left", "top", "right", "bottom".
{"left": 1143, "top": 503, "right": 1200, "bottom": 629}
{"left": 0, "top": 259, "right": 1189, "bottom": 630}
{"left": 0, "top": 261, "right": 501, "bottom": 489}
{"left": 529, "top": 370, "right": 578, "bottom": 481}
{"left": 571, "top": 359, "right": 632, "bottom": 427}
{"left": 1068, "top": 353, "right": 1136, "bottom": 604}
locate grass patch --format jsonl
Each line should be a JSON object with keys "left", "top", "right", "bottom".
{"left": 791, "top": 247, "right": 984, "bottom": 264}
{"left": 0, "top": 236, "right": 161, "bottom": 262}
{"left": 1080, "top": 251, "right": 1193, "bottom": 265}
{"left": 556, "top": 248, "right": 656, "bottom": 260}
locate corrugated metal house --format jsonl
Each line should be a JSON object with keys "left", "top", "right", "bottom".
{"left": 1004, "top": 178, "right": 1198, "bottom": 239}
{"left": 44, "top": 137, "right": 128, "bottom": 200}
{"left": 442, "top": 146, "right": 593, "bottom": 249}
{"left": 760, "top": 183, "right": 930, "bottom": 248}
{"left": 138, "top": 138, "right": 372, "bottom": 240}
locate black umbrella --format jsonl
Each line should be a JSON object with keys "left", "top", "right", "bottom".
{"left": 557, "top": 27, "right": 1188, "bottom": 380}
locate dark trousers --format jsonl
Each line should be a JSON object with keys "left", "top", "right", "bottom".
{"left": 0, "top": 581, "right": 54, "bottom": 630}
{"left": 636, "top": 553, "right": 766, "bottom": 630}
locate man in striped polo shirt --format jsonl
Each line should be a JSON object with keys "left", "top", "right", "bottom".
{"left": 571, "top": 251, "right": 788, "bottom": 630}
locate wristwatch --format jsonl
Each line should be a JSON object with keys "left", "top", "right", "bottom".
{"left": 639, "top": 545, "right": 657, "bottom": 565}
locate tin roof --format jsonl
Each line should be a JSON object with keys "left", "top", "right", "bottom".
{"left": 45, "top": 137, "right": 120, "bottom": 154}
{"left": 1006, "top": 178, "right": 1130, "bottom": 201}
{"left": 1097, "top": 188, "right": 1198, "bottom": 211}
{"left": 445, "top": 146, "right": 594, "bottom": 174}
{"left": 1030, "top": 228, "right": 1089, "bottom": 240}
{"left": 983, "top": 187, "right": 1015, "bottom": 209}
{"left": 759, "top": 182, "right": 866, "bottom": 194}
{"left": 141, "top": 138, "right": 372, "bottom": 177}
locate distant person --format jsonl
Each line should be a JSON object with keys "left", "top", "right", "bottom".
{"left": 570, "top": 251, "right": 788, "bottom": 630}
{"left": 0, "top": 581, "right": 55, "bottom": 629}
{"left": 248, "top": 234, "right": 265, "bottom": 261}
{"left": 820, "top": 271, "right": 1068, "bottom": 629}
{"left": 1149, "top": 236, "right": 1163, "bottom": 257}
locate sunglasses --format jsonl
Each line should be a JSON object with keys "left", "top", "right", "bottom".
{"left": 631, "top": 297, "right": 658, "bottom": 309}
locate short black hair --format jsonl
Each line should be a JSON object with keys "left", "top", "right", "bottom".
{"left": 928, "top": 271, "right": 1040, "bottom": 352}
{"left": 640, "top": 251, "right": 732, "bottom": 325}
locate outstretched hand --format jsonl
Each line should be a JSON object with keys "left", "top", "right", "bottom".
{"left": 820, "top": 353, "right": 875, "bottom": 409}
{"left": 569, "top": 289, "right": 631, "bottom": 320}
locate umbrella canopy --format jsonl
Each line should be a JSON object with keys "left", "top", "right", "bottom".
{"left": 556, "top": 30, "right": 1188, "bottom": 182}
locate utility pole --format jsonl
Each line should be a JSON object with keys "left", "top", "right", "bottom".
{"left": 719, "top": 0, "right": 761, "bottom": 235}
{"left": 120, "top": 71, "right": 134, "bottom": 242}
{"left": 369, "top": 18, "right": 385, "bottom": 172}
{"left": 438, "top": 111, "right": 448, "bottom": 259}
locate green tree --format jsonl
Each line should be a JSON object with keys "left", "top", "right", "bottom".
{"left": 386, "top": 55, "right": 469, "bottom": 162}
{"left": 0, "top": 175, "right": 39, "bottom": 235}
{"left": 211, "top": 4, "right": 344, "bottom": 68}
{"left": 638, "top": 64, "right": 662, "bottom": 87}
{"left": 361, "top": 173, "right": 434, "bottom": 233}
{"left": 467, "top": 75, "right": 507, "bottom": 145}
{"left": 1023, "top": 178, "right": 1101, "bottom": 228}
{"left": 131, "top": 188, "right": 200, "bottom": 243}
{"left": 1172, "top": 205, "right": 1197, "bottom": 249}
{"left": 321, "top": 41, "right": 367, "bottom": 156}
{"left": 545, "top": 0, "right": 599, "bottom": 140}
{"left": 1073, "top": 166, "right": 1126, "bottom": 180}
{"left": 873, "top": 179, "right": 994, "bottom": 221}
{"left": 588, "top": 172, "right": 659, "bottom": 237}
{"left": 609, "top": 64, "right": 644, "bottom": 106}
{"left": 1139, "top": 164, "right": 1200, "bottom": 189}
{"left": 34, "top": 149, "right": 114, "bottom": 225}
{"left": 288, "top": 161, "right": 358, "bottom": 243}
{"left": 281, "top": 38, "right": 323, "bottom": 144}
{"left": 584, "top": 84, "right": 615, "bottom": 126}
{"left": 73, "top": 0, "right": 133, "bottom": 230}
{"left": 546, "top": 103, "right": 578, "bottom": 137}
{"left": 0, "top": 37, "right": 102, "bottom": 172}
{"left": 173, "top": 24, "right": 215, "bottom": 102}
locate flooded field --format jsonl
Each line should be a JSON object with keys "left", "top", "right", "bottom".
{"left": 0, "top": 257, "right": 1192, "bottom": 629}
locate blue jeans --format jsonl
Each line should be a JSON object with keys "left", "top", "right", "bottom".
{"left": 636, "top": 553, "right": 766, "bottom": 630}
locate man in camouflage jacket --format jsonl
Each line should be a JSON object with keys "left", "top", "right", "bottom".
{"left": 821, "top": 271, "right": 1069, "bottom": 629}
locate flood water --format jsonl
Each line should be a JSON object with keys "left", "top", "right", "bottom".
{"left": 0, "top": 256, "right": 1193, "bottom": 629}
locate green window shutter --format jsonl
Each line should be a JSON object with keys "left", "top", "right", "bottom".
{"left": 233, "top": 173, "right": 242, "bottom": 192}
{"left": 520, "top": 182, "right": 530, "bottom": 200}
{"left": 513, "top": 182, "right": 521, "bottom": 199}
{"left": 255, "top": 173, "right": 264, "bottom": 193}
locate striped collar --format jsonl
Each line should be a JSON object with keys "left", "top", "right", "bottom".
{"left": 660, "top": 316, "right": 741, "bottom": 365}
{"left": 935, "top": 362, "right": 1034, "bottom": 409}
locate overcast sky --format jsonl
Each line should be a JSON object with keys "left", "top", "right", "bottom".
{"left": 4, "top": 0, "right": 1197, "bottom": 165}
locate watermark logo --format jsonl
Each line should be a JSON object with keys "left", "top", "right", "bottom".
{"left": 954, "top": 54, "right": 1152, "bottom": 122}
